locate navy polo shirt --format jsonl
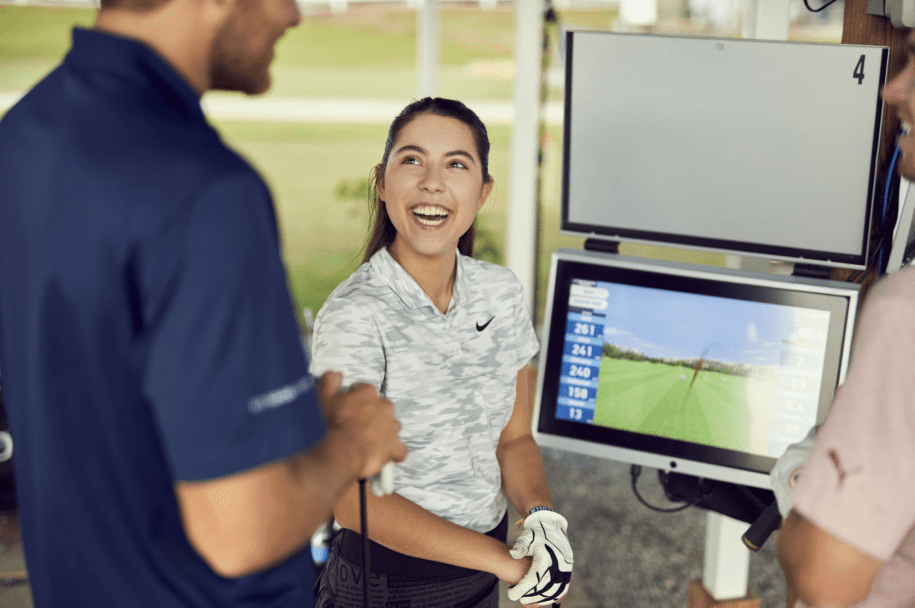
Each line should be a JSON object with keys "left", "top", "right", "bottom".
{"left": 0, "top": 28, "right": 324, "bottom": 606}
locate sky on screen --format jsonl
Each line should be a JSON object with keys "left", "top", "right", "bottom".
{"left": 594, "top": 282, "right": 810, "bottom": 367}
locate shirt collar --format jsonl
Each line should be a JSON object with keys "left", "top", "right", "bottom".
{"left": 66, "top": 27, "right": 204, "bottom": 123}
{"left": 453, "top": 251, "right": 472, "bottom": 308}
{"left": 370, "top": 247, "right": 472, "bottom": 313}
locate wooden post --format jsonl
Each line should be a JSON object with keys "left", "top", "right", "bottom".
{"left": 688, "top": 581, "right": 760, "bottom": 608}
{"left": 834, "top": 0, "right": 910, "bottom": 290}
{"left": 687, "top": 512, "right": 761, "bottom": 608}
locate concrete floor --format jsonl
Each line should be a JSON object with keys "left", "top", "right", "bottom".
{"left": 539, "top": 449, "right": 787, "bottom": 608}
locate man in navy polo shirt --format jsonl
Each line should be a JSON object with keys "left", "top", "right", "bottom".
{"left": 0, "top": 0, "right": 408, "bottom": 604}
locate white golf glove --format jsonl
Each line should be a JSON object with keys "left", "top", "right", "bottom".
{"left": 770, "top": 425, "right": 819, "bottom": 517}
{"left": 508, "top": 509, "right": 573, "bottom": 605}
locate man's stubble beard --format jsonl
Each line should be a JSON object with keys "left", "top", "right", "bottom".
{"left": 209, "top": 10, "right": 271, "bottom": 95}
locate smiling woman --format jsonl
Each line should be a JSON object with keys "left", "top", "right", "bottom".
{"left": 362, "top": 98, "right": 492, "bottom": 266}
{"left": 371, "top": 99, "right": 494, "bottom": 311}
{"left": 308, "top": 97, "right": 574, "bottom": 608}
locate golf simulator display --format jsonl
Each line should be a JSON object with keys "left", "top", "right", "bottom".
{"left": 533, "top": 249, "right": 861, "bottom": 489}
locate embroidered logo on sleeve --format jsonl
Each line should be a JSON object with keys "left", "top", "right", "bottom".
{"left": 247, "top": 375, "right": 315, "bottom": 415}
{"left": 828, "top": 449, "right": 861, "bottom": 489}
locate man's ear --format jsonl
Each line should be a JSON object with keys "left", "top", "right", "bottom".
{"left": 201, "top": 0, "right": 236, "bottom": 30}
{"left": 477, "top": 176, "right": 494, "bottom": 212}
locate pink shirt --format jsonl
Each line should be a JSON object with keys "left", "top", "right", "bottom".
{"left": 792, "top": 266, "right": 915, "bottom": 607}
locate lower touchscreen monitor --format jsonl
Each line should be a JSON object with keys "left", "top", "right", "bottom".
{"left": 533, "top": 250, "right": 860, "bottom": 488}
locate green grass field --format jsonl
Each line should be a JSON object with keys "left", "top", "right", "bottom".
{"left": 592, "top": 357, "right": 750, "bottom": 453}
{"left": 0, "top": 3, "right": 581, "bottom": 98}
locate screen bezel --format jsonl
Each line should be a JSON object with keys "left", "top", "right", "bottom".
{"left": 559, "top": 31, "right": 888, "bottom": 270}
{"left": 533, "top": 249, "right": 860, "bottom": 489}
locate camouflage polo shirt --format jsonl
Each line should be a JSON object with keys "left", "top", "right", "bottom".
{"left": 310, "top": 247, "right": 540, "bottom": 533}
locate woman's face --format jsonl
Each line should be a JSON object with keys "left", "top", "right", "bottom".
{"left": 379, "top": 113, "right": 493, "bottom": 266}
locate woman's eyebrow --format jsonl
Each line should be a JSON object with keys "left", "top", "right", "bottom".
{"left": 394, "top": 144, "right": 474, "bottom": 161}
{"left": 446, "top": 150, "right": 476, "bottom": 164}
{"left": 393, "top": 144, "right": 426, "bottom": 157}
{"left": 393, "top": 145, "right": 476, "bottom": 165}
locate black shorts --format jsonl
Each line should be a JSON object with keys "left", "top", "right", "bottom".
{"left": 315, "top": 514, "right": 508, "bottom": 608}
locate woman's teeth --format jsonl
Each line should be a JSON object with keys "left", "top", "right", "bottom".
{"left": 413, "top": 205, "right": 448, "bottom": 226}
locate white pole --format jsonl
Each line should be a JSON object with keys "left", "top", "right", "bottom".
{"left": 416, "top": 0, "right": 440, "bottom": 99}
{"left": 742, "top": 0, "right": 790, "bottom": 41}
{"left": 704, "top": 2, "right": 789, "bottom": 599}
{"left": 703, "top": 512, "right": 752, "bottom": 600}
{"left": 620, "top": 0, "right": 659, "bottom": 26}
{"left": 505, "top": 0, "right": 541, "bottom": 313}
{"left": 735, "top": 0, "right": 790, "bottom": 272}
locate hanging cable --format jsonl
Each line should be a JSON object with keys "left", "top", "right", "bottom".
{"left": 849, "top": 242, "right": 882, "bottom": 284}
{"left": 880, "top": 144, "right": 902, "bottom": 275}
{"left": 848, "top": 142, "right": 901, "bottom": 283}
{"left": 803, "top": 0, "right": 840, "bottom": 12}
{"left": 630, "top": 465, "right": 706, "bottom": 513}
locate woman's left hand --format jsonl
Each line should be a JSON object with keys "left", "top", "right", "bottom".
{"left": 506, "top": 510, "right": 574, "bottom": 605}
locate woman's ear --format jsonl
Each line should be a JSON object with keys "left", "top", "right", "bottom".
{"left": 477, "top": 176, "right": 494, "bottom": 212}
{"left": 373, "top": 164, "right": 385, "bottom": 200}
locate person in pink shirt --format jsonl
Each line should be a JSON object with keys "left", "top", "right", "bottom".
{"left": 775, "top": 28, "right": 915, "bottom": 608}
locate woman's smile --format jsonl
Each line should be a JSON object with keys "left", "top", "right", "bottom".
{"left": 411, "top": 204, "right": 450, "bottom": 227}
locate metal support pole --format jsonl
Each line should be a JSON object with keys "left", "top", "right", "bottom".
{"left": 505, "top": 0, "right": 541, "bottom": 314}
{"left": 703, "top": 511, "right": 752, "bottom": 600}
{"left": 742, "top": 0, "right": 790, "bottom": 41}
{"left": 416, "top": 0, "right": 440, "bottom": 99}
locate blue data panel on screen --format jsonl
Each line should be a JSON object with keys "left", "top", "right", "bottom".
{"left": 555, "top": 291, "right": 607, "bottom": 424}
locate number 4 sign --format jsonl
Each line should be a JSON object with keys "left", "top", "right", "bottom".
{"left": 854, "top": 55, "right": 865, "bottom": 85}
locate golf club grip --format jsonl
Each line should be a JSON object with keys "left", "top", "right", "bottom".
{"left": 369, "top": 462, "right": 395, "bottom": 496}
{"left": 742, "top": 502, "right": 782, "bottom": 551}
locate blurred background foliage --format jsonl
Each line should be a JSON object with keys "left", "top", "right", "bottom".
{"left": 0, "top": 1, "right": 843, "bottom": 321}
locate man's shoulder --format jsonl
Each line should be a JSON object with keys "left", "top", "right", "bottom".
{"left": 852, "top": 267, "right": 915, "bottom": 334}
{"left": 869, "top": 266, "right": 915, "bottom": 303}
{"left": 1, "top": 57, "right": 257, "bottom": 194}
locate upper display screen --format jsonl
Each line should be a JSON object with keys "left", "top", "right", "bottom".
{"left": 561, "top": 31, "right": 888, "bottom": 269}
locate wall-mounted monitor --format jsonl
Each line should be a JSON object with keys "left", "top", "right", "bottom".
{"left": 561, "top": 31, "right": 888, "bottom": 270}
{"left": 533, "top": 249, "right": 861, "bottom": 489}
